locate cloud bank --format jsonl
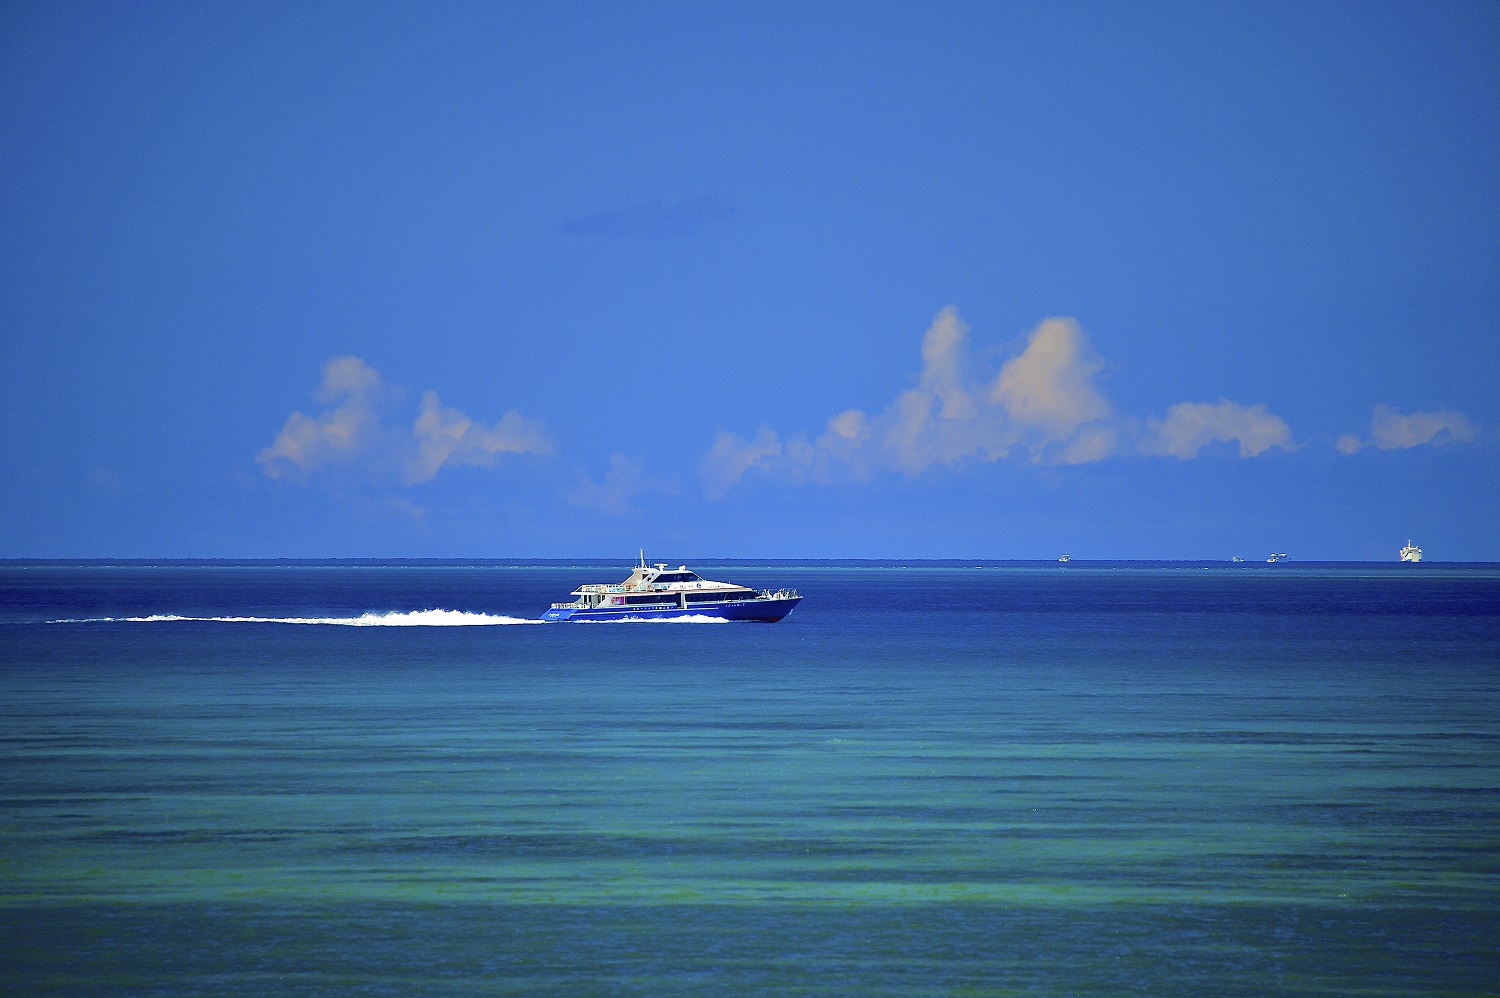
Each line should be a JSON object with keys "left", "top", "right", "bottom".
{"left": 258, "top": 357, "right": 551, "bottom": 484}
{"left": 1336, "top": 404, "right": 1477, "bottom": 454}
{"left": 703, "top": 308, "right": 1294, "bottom": 497}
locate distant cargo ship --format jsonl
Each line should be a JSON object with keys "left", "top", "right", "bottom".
{"left": 1400, "top": 540, "right": 1422, "bottom": 563}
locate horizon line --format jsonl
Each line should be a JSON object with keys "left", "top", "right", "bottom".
{"left": 2, "top": 557, "right": 1494, "bottom": 567}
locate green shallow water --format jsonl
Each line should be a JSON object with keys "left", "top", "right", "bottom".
{"left": 2, "top": 564, "right": 1497, "bottom": 994}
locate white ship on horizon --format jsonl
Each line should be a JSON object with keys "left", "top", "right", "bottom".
{"left": 1399, "top": 540, "right": 1422, "bottom": 563}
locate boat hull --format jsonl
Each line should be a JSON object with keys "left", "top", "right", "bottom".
{"left": 542, "top": 596, "right": 801, "bottom": 623}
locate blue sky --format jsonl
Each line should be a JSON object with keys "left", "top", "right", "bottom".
{"left": 2, "top": 1, "right": 1497, "bottom": 559}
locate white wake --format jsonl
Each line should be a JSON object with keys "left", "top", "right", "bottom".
{"left": 49, "top": 609, "right": 542, "bottom": 626}
{"left": 575, "top": 614, "right": 731, "bottom": 624}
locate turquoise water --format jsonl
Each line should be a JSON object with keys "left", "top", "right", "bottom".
{"left": 2, "top": 563, "right": 1497, "bottom": 995}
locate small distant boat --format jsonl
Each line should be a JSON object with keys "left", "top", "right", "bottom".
{"left": 1231, "top": 556, "right": 1244, "bottom": 563}
{"left": 541, "top": 552, "right": 801, "bottom": 622}
{"left": 1399, "top": 540, "right": 1422, "bottom": 563}
{"left": 1059, "top": 553, "right": 1071, "bottom": 563}
{"left": 1266, "top": 552, "right": 1289, "bottom": 563}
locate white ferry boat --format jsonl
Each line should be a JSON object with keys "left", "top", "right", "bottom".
{"left": 1266, "top": 552, "right": 1289, "bottom": 563}
{"left": 1399, "top": 540, "right": 1422, "bottom": 563}
{"left": 541, "top": 555, "right": 801, "bottom": 622}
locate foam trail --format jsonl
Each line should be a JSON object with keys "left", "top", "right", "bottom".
{"left": 49, "top": 609, "right": 542, "bottom": 626}
{"left": 575, "top": 614, "right": 731, "bottom": 624}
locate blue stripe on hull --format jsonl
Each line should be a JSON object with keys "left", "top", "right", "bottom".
{"left": 541, "top": 597, "right": 800, "bottom": 623}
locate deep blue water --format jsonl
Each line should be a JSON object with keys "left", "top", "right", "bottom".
{"left": 2, "top": 562, "right": 1498, "bottom": 995}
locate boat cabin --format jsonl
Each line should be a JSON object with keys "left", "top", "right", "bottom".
{"left": 565, "top": 561, "right": 759, "bottom": 609}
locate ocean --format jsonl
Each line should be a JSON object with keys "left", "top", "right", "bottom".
{"left": 2, "top": 562, "right": 1497, "bottom": 996}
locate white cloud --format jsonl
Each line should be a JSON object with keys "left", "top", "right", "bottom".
{"left": 258, "top": 357, "right": 551, "bottom": 484}
{"left": 406, "top": 391, "right": 552, "bottom": 484}
{"left": 1336, "top": 405, "right": 1477, "bottom": 454}
{"left": 702, "top": 308, "right": 1295, "bottom": 496}
{"left": 702, "top": 426, "right": 782, "bottom": 499}
{"left": 568, "top": 454, "right": 675, "bottom": 516}
{"left": 874, "top": 311, "right": 1120, "bottom": 476}
{"left": 257, "top": 357, "right": 389, "bottom": 479}
{"left": 1335, "top": 433, "right": 1364, "bottom": 455}
{"left": 1051, "top": 422, "right": 1121, "bottom": 465}
{"left": 1139, "top": 400, "right": 1293, "bottom": 459}
{"left": 990, "top": 317, "right": 1110, "bottom": 439}
{"left": 918, "top": 306, "right": 978, "bottom": 421}
{"left": 1369, "top": 404, "right": 1476, "bottom": 450}
{"left": 318, "top": 355, "right": 382, "bottom": 400}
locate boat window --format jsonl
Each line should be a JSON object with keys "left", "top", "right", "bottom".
{"left": 653, "top": 572, "right": 699, "bottom": 584}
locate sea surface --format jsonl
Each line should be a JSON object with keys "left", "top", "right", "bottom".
{"left": 2, "top": 561, "right": 1497, "bottom": 996}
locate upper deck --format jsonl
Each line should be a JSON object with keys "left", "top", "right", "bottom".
{"left": 571, "top": 563, "right": 752, "bottom": 597}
